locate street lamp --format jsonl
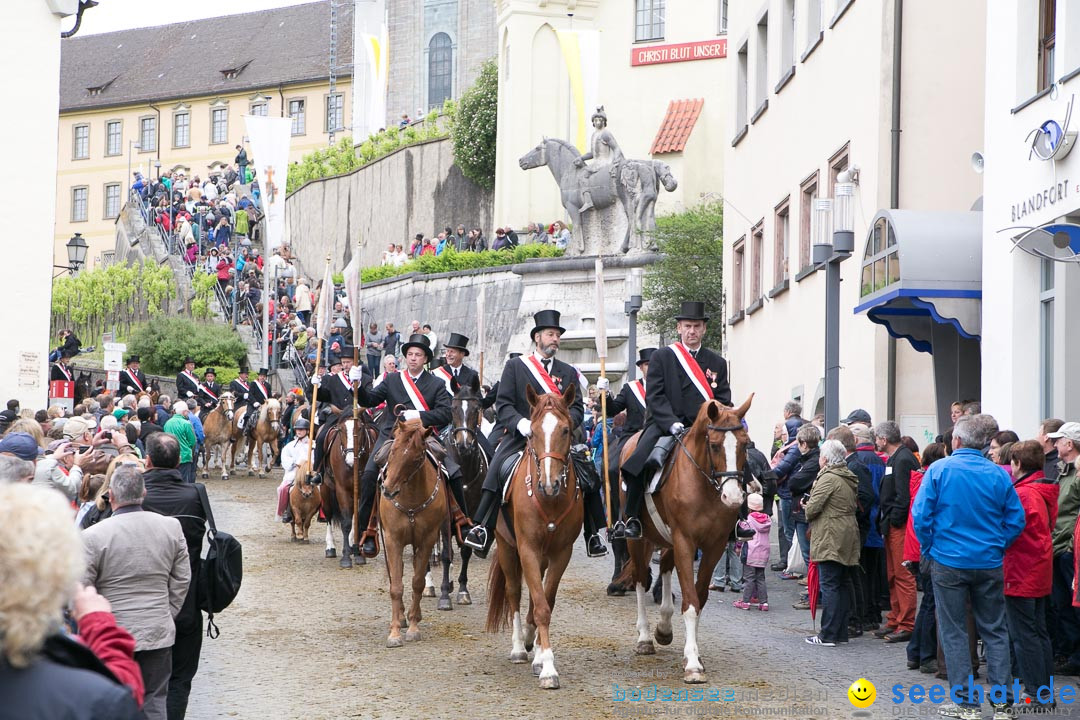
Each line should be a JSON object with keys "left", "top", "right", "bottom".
{"left": 54, "top": 233, "right": 89, "bottom": 277}
{"left": 624, "top": 267, "right": 643, "bottom": 380}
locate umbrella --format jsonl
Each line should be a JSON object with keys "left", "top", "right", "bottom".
{"left": 807, "top": 560, "right": 820, "bottom": 622}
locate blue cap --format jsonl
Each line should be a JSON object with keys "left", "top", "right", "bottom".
{"left": 0, "top": 432, "right": 43, "bottom": 462}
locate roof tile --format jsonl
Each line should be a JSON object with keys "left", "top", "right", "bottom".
{"left": 650, "top": 98, "right": 704, "bottom": 155}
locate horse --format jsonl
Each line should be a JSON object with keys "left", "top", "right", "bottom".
{"left": 617, "top": 159, "right": 678, "bottom": 253}
{"left": 321, "top": 410, "right": 377, "bottom": 568}
{"left": 135, "top": 378, "right": 161, "bottom": 408}
{"left": 199, "top": 392, "right": 236, "bottom": 479}
{"left": 289, "top": 457, "right": 322, "bottom": 542}
{"left": 618, "top": 396, "right": 757, "bottom": 684}
{"left": 74, "top": 372, "right": 92, "bottom": 405}
{"left": 519, "top": 138, "right": 594, "bottom": 253}
{"left": 242, "top": 398, "right": 281, "bottom": 476}
{"left": 379, "top": 417, "right": 452, "bottom": 648}
{"left": 485, "top": 384, "right": 581, "bottom": 690}
{"left": 444, "top": 376, "right": 488, "bottom": 606}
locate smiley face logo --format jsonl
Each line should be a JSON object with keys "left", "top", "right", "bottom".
{"left": 848, "top": 678, "right": 876, "bottom": 708}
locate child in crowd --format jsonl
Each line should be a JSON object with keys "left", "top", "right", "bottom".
{"left": 734, "top": 493, "right": 772, "bottom": 611}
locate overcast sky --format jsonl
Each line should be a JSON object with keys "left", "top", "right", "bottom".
{"left": 75, "top": 0, "right": 316, "bottom": 35}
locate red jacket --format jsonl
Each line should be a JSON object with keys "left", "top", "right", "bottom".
{"left": 216, "top": 258, "right": 233, "bottom": 281}
{"left": 1006, "top": 471, "right": 1057, "bottom": 597}
{"left": 77, "top": 611, "right": 145, "bottom": 707}
{"left": 903, "top": 469, "right": 924, "bottom": 562}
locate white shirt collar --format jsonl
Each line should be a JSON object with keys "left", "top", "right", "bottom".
{"left": 532, "top": 351, "right": 552, "bottom": 364}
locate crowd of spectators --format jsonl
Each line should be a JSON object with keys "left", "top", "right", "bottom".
{"left": 380, "top": 220, "right": 573, "bottom": 265}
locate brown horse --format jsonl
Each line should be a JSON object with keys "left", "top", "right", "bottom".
{"left": 379, "top": 418, "right": 450, "bottom": 648}
{"left": 485, "top": 384, "right": 581, "bottom": 690}
{"left": 289, "top": 457, "right": 322, "bottom": 542}
{"left": 242, "top": 398, "right": 281, "bottom": 476}
{"left": 199, "top": 392, "right": 236, "bottom": 479}
{"left": 619, "top": 396, "right": 756, "bottom": 684}
{"left": 321, "top": 412, "right": 377, "bottom": 568}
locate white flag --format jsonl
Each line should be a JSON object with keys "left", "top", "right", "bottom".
{"left": 342, "top": 253, "right": 362, "bottom": 344}
{"left": 316, "top": 262, "right": 335, "bottom": 342}
{"left": 242, "top": 115, "right": 292, "bottom": 251}
{"left": 594, "top": 257, "right": 607, "bottom": 359}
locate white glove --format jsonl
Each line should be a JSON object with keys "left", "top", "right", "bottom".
{"left": 516, "top": 418, "right": 532, "bottom": 437}
{"left": 596, "top": 377, "right": 610, "bottom": 391}
{"left": 348, "top": 365, "right": 363, "bottom": 382}
{"left": 310, "top": 374, "right": 321, "bottom": 386}
{"left": 670, "top": 422, "right": 685, "bottom": 435}
{"left": 186, "top": 391, "right": 194, "bottom": 398}
{"left": 402, "top": 410, "right": 421, "bottom": 421}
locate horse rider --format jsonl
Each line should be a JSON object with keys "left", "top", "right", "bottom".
{"left": 614, "top": 301, "right": 731, "bottom": 540}
{"left": 50, "top": 348, "right": 76, "bottom": 383}
{"left": 595, "top": 347, "right": 655, "bottom": 523}
{"left": 119, "top": 355, "right": 147, "bottom": 395}
{"left": 575, "top": 106, "right": 625, "bottom": 213}
{"left": 175, "top": 356, "right": 201, "bottom": 402}
{"left": 240, "top": 367, "right": 272, "bottom": 438}
{"left": 196, "top": 368, "right": 223, "bottom": 420}
{"left": 348, "top": 333, "right": 473, "bottom": 558}
{"left": 432, "top": 333, "right": 494, "bottom": 460}
{"left": 463, "top": 310, "right": 608, "bottom": 559}
{"left": 229, "top": 364, "right": 253, "bottom": 423}
{"left": 307, "top": 350, "right": 356, "bottom": 485}
{"left": 277, "top": 417, "right": 311, "bottom": 524}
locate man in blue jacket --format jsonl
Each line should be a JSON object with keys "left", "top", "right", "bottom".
{"left": 912, "top": 414, "right": 1025, "bottom": 719}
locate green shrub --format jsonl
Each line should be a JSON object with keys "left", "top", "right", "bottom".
{"left": 128, "top": 317, "right": 247, "bottom": 380}
{"left": 360, "top": 244, "right": 563, "bottom": 283}
{"left": 451, "top": 59, "right": 498, "bottom": 190}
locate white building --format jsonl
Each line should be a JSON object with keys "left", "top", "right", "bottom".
{"left": 2, "top": 0, "right": 78, "bottom": 410}
{"left": 723, "top": 0, "right": 986, "bottom": 442}
{"left": 983, "top": 0, "right": 1080, "bottom": 432}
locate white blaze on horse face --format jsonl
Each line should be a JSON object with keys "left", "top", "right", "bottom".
{"left": 541, "top": 411, "right": 558, "bottom": 494}
{"left": 721, "top": 477, "right": 744, "bottom": 509}
{"left": 344, "top": 420, "right": 355, "bottom": 466}
{"left": 722, "top": 430, "right": 738, "bottom": 471}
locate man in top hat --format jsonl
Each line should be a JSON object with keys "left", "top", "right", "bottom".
{"left": 308, "top": 351, "right": 357, "bottom": 482}
{"left": 463, "top": 310, "right": 608, "bottom": 558}
{"left": 229, "top": 364, "right": 252, "bottom": 415}
{"left": 615, "top": 301, "right": 730, "bottom": 539}
{"left": 50, "top": 348, "right": 76, "bottom": 383}
{"left": 346, "top": 333, "right": 470, "bottom": 558}
{"left": 120, "top": 355, "right": 147, "bottom": 396}
{"left": 196, "top": 369, "right": 223, "bottom": 419}
{"left": 242, "top": 367, "right": 273, "bottom": 438}
{"left": 175, "top": 357, "right": 200, "bottom": 401}
{"left": 433, "top": 333, "right": 494, "bottom": 459}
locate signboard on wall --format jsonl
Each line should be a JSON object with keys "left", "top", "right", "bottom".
{"left": 900, "top": 414, "right": 938, "bottom": 449}
{"left": 631, "top": 39, "right": 727, "bottom": 67}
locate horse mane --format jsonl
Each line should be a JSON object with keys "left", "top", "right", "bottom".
{"left": 544, "top": 137, "right": 582, "bottom": 158}
{"left": 528, "top": 392, "right": 571, "bottom": 423}
{"left": 259, "top": 397, "right": 281, "bottom": 420}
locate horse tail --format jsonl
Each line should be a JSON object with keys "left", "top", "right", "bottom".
{"left": 485, "top": 560, "right": 511, "bottom": 633}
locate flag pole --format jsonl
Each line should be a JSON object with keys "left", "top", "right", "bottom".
{"left": 351, "top": 235, "right": 363, "bottom": 549}
{"left": 307, "top": 254, "right": 331, "bottom": 473}
{"left": 594, "top": 257, "right": 611, "bottom": 530}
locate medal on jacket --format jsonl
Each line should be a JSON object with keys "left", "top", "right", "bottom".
{"left": 706, "top": 369, "right": 717, "bottom": 389}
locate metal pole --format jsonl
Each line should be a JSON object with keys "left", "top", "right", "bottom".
{"left": 824, "top": 256, "right": 841, "bottom": 430}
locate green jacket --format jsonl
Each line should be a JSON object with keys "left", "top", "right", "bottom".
{"left": 1053, "top": 460, "right": 1080, "bottom": 556}
{"left": 164, "top": 414, "right": 197, "bottom": 464}
{"left": 805, "top": 464, "right": 861, "bottom": 566}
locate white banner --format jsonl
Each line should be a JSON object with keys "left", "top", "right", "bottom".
{"left": 342, "top": 252, "right": 362, "bottom": 344}
{"left": 359, "top": 25, "right": 389, "bottom": 138}
{"left": 316, "top": 261, "right": 335, "bottom": 341}
{"left": 556, "top": 30, "right": 600, "bottom": 153}
{"left": 242, "top": 115, "right": 292, "bottom": 251}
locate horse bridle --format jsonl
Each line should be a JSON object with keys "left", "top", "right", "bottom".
{"left": 675, "top": 422, "right": 747, "bottom": 496}
{"left": 380, "top": 434, "right": 439, "bottom": 522}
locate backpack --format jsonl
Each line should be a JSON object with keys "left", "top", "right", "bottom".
{"left": 193, "top": 483, "right": 242, "bottom": 639}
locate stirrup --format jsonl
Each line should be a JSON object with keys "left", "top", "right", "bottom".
{"left": 586, "top": 534, "right": 608, "bottom": 558}
{"left": 463, "top": 526, "right": 487, "bottom": 551}
{"left": 623, "top": 517, "right": 643, "bottom": 539}
{"left": 609, "top": 520, "right": 626, "bottom": 540}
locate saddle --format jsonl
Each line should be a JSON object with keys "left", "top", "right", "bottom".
{"left": 643, "top": 434, "right": 680, "bottom": 494}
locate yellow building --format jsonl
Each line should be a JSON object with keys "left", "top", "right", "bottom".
{"left": 55, "top": 1, "right": 353, "bottom": 269}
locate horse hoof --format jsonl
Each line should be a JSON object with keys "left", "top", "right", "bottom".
{"left": 654, "top": 627, "right": 673, "bottom": 646}
{"left": 201, "top": 472, "right": 208, "bottom": 479}
{"left": 437, "top": 598, "right": 453, "bottom": 611}
{"left": 339, "top": 556, "right": 353, "bottom": 569}
{"left": 423, "top": 587, "right": 436, "bottom": 598}
{"left": 684, "top": 670, "right": 707, "bottom": 684}
{"left": 386, "top": 636, "right": 403, "bottom": 648}
{"left": 456, "top": 591, "right": 472, "bottom": 605}
{"left": 532, "top": 661, "right": 542, "bottom": 677}
{"left": 510, "top": 650, "right": 529, "bottom": 664}
{"left": 539, "top": 675, "right": 560, "bottom": 690}
{"left": 290, "top": 536, "right": 297, "bottom": 543}
{"left": 354, "top": 554, "right": 366, "bottom": 565}
{"left": 325, "top": 548, "right": 336, "bottom": 558}
{"left": 405, "top": 630, "right": 421, "bottom": 642}
{"left": 635, "top": 641, "right": 656, "bottom": 655}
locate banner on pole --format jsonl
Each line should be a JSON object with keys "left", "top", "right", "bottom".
{"left": 316, "top": 261, "right": 336, "bottom": 341}
{"left": 242, "top": 115, "right": 292, "bottom": 251}
{"left": 342, "top": 253, "right": 363, "bottom": 343}
{"left": 594, "top": 257, "right": 608, "bottom": 359}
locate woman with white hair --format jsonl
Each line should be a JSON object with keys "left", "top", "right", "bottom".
{"left": 0, "top": 483, "right": 141, "bottom": 718}
{"left": 803, "top": 438, "right": 861, "bottom": 647}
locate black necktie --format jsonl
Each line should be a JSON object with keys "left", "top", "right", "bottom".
{"left": 690, "top": 350, "right": 698, "bottom": 360}
{"left": 453, "top": 367, "right": 459, "bottom": 377}
{"left": 542, "top": 359, "right": 551, "bottom": 373}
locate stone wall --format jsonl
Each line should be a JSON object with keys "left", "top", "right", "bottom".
{"left": 283, "top": 137, "right": 493, "bottom": 279}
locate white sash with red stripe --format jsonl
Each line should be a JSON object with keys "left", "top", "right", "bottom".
{"left": 433, "top": 366, "right": 454, "bottom": 394}
{"left": 200, "top": 382, "right": 219, "bottom": 401}
{"left": 522, "top": 356, "right": 562, "bottom": 394}
{"left": 254, "top": 380, "right": 267, "bottom": 399}
{"left": 122, "top": 369, "right": 144, "bottom": 392}
{"left": 669, "top": 343, "right": 712, "bottom": 402}
{"left": 628, "top": 379, "right": 647, "bottom": 408}
{"left": 181, "top": 370, "right": 199, "bottom": 386}
{"left": 235, "top": 380, "right": 250, "bottom": 393}
{"left": 56, "top": 364, "right": 72, "bottom": 381}
{"left": 401, "top": 373, "right": 430, "bottom": 411}
{"left": 337, "top": 373, "right": 352, "bottom": 393}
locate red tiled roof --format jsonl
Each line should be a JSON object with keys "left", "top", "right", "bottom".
{"left": 650, "top": 98, "right": 704, "bottom": 155}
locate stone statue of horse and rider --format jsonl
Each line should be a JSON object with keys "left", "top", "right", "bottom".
{"left": 518, "top": 106, "right": 678, "bottom": 255}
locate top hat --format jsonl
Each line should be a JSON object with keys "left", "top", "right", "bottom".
{"left": 257, "top": 367, "right": 269, "bottom": 375}
{"left": 126, "top": 355, "right": 140, "bottom": 364}
{"left": 339, "top": 344, "right": 356, "bottom": 357}
{"left": 237, "top": 364, "right": 249, "bottom": 374}
{"left": 674, "top": 301, "right": 709, "bottom": 322}
{"left": 401, "top": 333, "right": 434, "bottom": 361}
{"left": 182, "top": 356, "right": 196, "bottom": 365}
{"left": 529, "top": 309, "right": 566, "bottom": 339}
{"left": 327, "top": 353, "right": 342, "bottom": 368}
{"left": 508, "top": 352, "right": 523, "bottom": 359}
{"left": 444, "top": 333, "right": 470, "bottom": 355}
{"left": 636, "top": 348, "right": 657, "bottom": 366}
{"left": 204, "top": 368, "right": 217, "bottom": 376}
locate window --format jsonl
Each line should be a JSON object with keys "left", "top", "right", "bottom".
{"left": 732, "top": 238, "right": 746, "bottom": 314}
{"left": 635, "top": 0, "right": 665, "bottom": 42}
{"left": 778, "top": 0, "right": 795, "bottom": 88}
{"left": 774, "top": 199, "right": 790, "bottom": 287}
{"left": 803, "top": 0, "right": 823, "bottom": 59}
{"left": 1040, "top": 258, "right": 1055, "bottom": 415}
{"left": 71, "top": 186, "right": 88, "bottom": 222}
{"left": 1039, "top": 0, "right": 1056, "bottom": 92}
{"left": 719, "top": 0, "right": 728, "bottom": 34}
{"left": 860, "top": 216, "right": 899, "bottom": 297}
{"left": 211, "top": 107, "right": 228, "bottom": 144}
{"left": 250, "top": 102, "right": 268, "bottom": 116}
{"left": 754, "top": 13, "right": 769, "bottom": 113}
{"left": 751, "top": 223, "right": 764, "bottom": 302}
{"left": 173, "top": 111, "right": 190, "bottom": 148}
{"left": 828, "top": 143, "right": 850, "bottom": 195}
{"left": 289, "top": 99, "right": 306, "bottom": 135}
{"left": 105, "top": 120, "right": 122, "bottom": 156}
{"left": 104, "top": 183, "right": 121, "bottom": 218}
{"left": 73, "top": 124, "right": 89, "bottom": 160}
{"left": 735, "top": 42, "right": 749, "bottom": 136}
{"left": 139, "top": 116, "right": 156, "bottom": 152}
{"left": 428, "top": 33, "right": 453, "bottom": 109}
{"left": 799, "top": 172, "right": 819, "bottom": 272}
{"left": 326, "top": 93, "right": 344, "bottom": 131}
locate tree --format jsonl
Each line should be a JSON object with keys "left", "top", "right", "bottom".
{"left": 451, "top": 58, "right": 498, "bottom": 190}
{"left": 640, "top": 200, "right": 725, "bottom": 346}
{"left": 128, "top": 317, "right": 246, "bottom": 381}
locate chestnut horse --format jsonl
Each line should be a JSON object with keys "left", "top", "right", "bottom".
{"left": 242, "top": 398, "right": 281, "bottom": 476}
{"left": 619, "top": 396, "right": 756, "bottom": 684}
{"left": 445, "top": 377, "right": 488, "bottom": 605}
{"left": 200, "top": 392, "right": 236, "bottom": 479}
{"left": 379, "top": 418, "right": 451, "bottom": 648}
{"left": 322, "top": 412, "right": 377, "bottom": 568}
{"left": 289, "top": 457, "right": 322, "bottom": 542}
{"left": 485, "top": 383, "right": 581, "bottom": 690}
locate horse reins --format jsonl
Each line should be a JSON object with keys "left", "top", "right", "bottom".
{"left": 675, "top": 423, "right": 746, "bottom": 496}
{"left": 524, "top": 440, "right": 578, "bottom": 536}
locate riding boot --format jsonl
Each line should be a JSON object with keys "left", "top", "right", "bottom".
{"left": 463, "top": 488, "right": 498, "bottom": 556}
{"left": 358, "top": 469, "right": 379, "bottom": 557}
{"left": 583, "top": 489, "right": 608, "bottom": 557}
{"left": 446, "top": 470, "right": 474, "bottom": 541}
{"left": 620, "top": 472, "right": 645, "bottom": 539}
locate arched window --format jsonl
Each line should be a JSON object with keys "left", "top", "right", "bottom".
{"left": 428, "top": 33, "right": 453, "bottom": 109}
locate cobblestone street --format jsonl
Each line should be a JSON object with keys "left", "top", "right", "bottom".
{"left": 186, "top": 472, "right": 1076, "bottom": 720}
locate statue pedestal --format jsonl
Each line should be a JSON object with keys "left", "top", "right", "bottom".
{"left": 570, "top": 204, "right": 631, "bottom": 257}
